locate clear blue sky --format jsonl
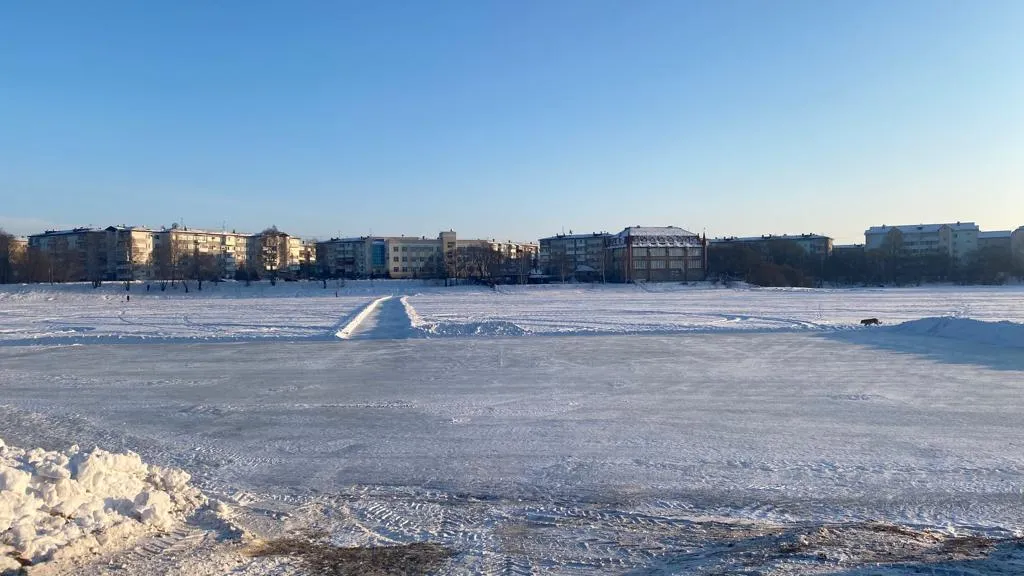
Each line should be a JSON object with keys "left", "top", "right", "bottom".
{"left": 1, "top": 1, "right": 1021, "bottom": 244}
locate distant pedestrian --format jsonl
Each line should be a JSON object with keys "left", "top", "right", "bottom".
{"left": 126, "top": 294, "right": 130, "bottom": 302}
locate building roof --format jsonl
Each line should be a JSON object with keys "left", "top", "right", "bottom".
{"left": 539, "top": 232, "right": 612, "bottom": 241}
{"left": 105, "top": 225, "right": 157, "bottom": 232}
{"left": 978, "top": 230, "right": 1012, "bottom": 239}
{"left": 710, "top": 233, "right": 830, "bottom": 244}
{"left": 618, "top": 226, "right": 698, "bottom": 237}
{"left": 30, "top": 227, "right": 101, "bottom": 237}
{"left": 613, "top": 226, "right": 702, "bottom": 248}
{"left": 865, "top": 222, "right": 979, "bottom": 235}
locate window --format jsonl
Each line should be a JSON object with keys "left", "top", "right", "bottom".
{"left": 402, "top": 246, "right": 407, "bottom": 252}
{"left": 633, "top": 260, "right": 647, "bottom": 269}
{"left": 393, "top": 246, "right": 398, "bottom": 252}
{"left": 633, "top": 248, "right": 648, "bottom": 257}
{"left": 651, "top": 260, "right": 666, "bottom": 269}
{"left": 402, "top": 267, "right": 408, "bottom": 272}
{"left": 402, "top": 257, "right": 407, "bottom": 262}
{"left": 393, "top": 256, "right": 399, "bottom": 262}
{"left": 393, "top": 267, "right": 399, "bottom": 272}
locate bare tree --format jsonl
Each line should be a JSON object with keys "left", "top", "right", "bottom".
{"left": 258, "top": 227, "right": 287, "bottom": 285}
{"left": 0, "top": 230, "right": 14, "bottom": 284}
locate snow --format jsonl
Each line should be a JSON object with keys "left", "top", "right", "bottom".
{"left": 888, "top": 316, "right": 1024, "bottom": 348}
{"left": 0, "top": 438, "right": 204, "bottom": 570}
{"left": 2, "top": 281, "right": 1024, "bottom": 573}
{"left": 2, "top": 281, "right": 1024, "bottom": 343}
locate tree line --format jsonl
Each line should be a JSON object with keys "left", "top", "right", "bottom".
{"left": 708, "top": 240, "right": 1023, "bottom": 287}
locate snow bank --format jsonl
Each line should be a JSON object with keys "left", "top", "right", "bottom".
{"left": 889, "top": 317, "right": 1024, "bottom": 348}
{"left": 0, "top": 439, "right": 204, "bottom": 571}
{"left": 402, "top": 296, "right": 528, "bottom": 337}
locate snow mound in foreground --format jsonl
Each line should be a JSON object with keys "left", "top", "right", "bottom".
{"left": 0, "top": 439, "right": 205, "bottom": 571}
{"left": 889, "top": 317, "right": 1024, "bottom": 348}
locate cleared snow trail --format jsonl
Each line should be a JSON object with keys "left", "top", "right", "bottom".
{"left": 335, "top": 296, "right": 393, "bottom": 339}
{"left": 339, "top": 295, "right": 421, "bottom": 340}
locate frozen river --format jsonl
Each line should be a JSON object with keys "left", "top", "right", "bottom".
{"left": 1, "top": 282, "right": 1023, "bottom": 574}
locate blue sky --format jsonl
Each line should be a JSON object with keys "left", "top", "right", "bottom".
{"left": 1, "top": 1, "right": 1021, "bottom": 243}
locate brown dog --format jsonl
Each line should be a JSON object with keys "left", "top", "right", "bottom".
{"left": 860, "top": 318, "right": 880, "bottom": 326}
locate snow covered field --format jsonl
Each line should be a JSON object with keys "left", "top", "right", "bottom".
{"left": 2, "top": 281, "right": 1024, "bottom": 574}
{"left": 2, "top": 281, "right": 1024, "bottom": 343}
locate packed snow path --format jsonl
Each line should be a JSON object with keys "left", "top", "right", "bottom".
{"left": 338, "top": 295, "right": 420, "bottom": 340}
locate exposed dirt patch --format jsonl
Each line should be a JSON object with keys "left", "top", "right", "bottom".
{"left": 247, "top": 534, "right": 454, "bottom": 576}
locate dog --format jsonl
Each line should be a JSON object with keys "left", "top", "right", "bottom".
{"left": 860, "top": 318, "right": 880, "bottom": 326}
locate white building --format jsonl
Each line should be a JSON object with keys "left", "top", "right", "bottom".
{"left": 864, "top": 222, "right": 979, "bottom": 262}
{"left": 386, "top": 235, "right": 446, "bottom": 279}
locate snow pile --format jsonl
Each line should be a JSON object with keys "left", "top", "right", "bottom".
{"left": 0, "top": 439, "right": 205, "bottom": 571}
{"left": 889, "top": 317, "right": 1024, "bottom": 348}
{"left": 403, "top": 296, "right": 528, "bottom": 337}
{"left": 423, "top": 320, "right": 529, "bottom": 337}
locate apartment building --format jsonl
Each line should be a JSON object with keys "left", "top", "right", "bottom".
{"left": 977, "top": 230, "right": 1012, "bottom": 253}
{"left": 833, "top": 244, "right": 865, "bottom": 256}
{"left": 28, "top": 228, "right": 107, "bottom": 282}
{"left": 1012, "top": 227, "right": 1024, "bottom": 266}
{"left": 864, "top": 222, "right": 979, "bottom": 262}
{"left": 606, "top": 226, "right": 706, "bottom": 283}
{"left": 151, "top": 227, "right": 248, "bottom": 280}
{"left": 29, "top": 224, "right": 307, "bottom": 281}
{"left": 104, "top": 226, "right": 156, "bottom": 280}
{"left": 538, "top": 232, "right": 612, "bottom": 282}
{"left": 316, "top": 236, "right": 393, "bottom": 278}
{"left": 245, "top": 229, "right": 305, "bottom": 277}
{"left": 387, "top": 236, "right": 447, "bottom": 279}
{"left": 478, "top": 240, "right": 538, "bottom": 262}
{"left": 710, "top": 233, "right": 834, "bottom": 259}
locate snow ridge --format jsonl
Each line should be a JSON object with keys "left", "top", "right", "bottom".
{"left": 335, "top": 296, "right": 393, "bottom": 339}
{"left": 889, "top": 317, "right": 1024, "bottom": 348}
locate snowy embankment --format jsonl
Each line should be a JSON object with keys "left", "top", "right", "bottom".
{"left": 1, "top": 439, "right": 205, "bottom": 572}
{"left": 888, "top": 317, "right": 1024, "bottom": 348}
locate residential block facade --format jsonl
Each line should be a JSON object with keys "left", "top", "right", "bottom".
{"left": 710, "top": 233, "right": 833, "bottom": 259}
{"left": 606, "top": 226, "right": 706, "bottom": 283}
{"left": 864, "top": 222, "right": 979, "bottom": 262}
{"left": 538, "top": 233, "right": 612, "bottom": 282}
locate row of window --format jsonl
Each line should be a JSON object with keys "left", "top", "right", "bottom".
{"left": 631, "top": 248, "right": 696, "bottom": 256}
{"left": 632, "top": 259, "right": 704, "bottom": 269}
{"left": 392, "top": 245, "right": 440, "bottom": 253}
{"left": 392, "top": 256, "right": 434, "bottom": 263}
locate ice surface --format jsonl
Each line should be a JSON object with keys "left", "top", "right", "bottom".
{"left": 2, "top": 282, "right": 1024, "bottom": 573}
